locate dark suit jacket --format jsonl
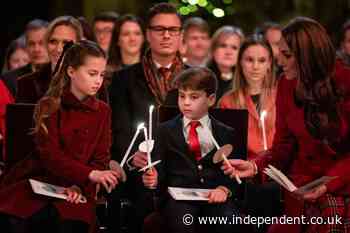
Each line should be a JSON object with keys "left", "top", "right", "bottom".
{"left": 16, "top": 63, "right": 52, "bottom": 104}
{"left": 109, "top": 62, "right": 179, "bottom": 162}
{"left": 153, "top": 115, "right": 242, "bottom": 202}
{"left": 1, "top": 63, "right": 33, "bottom": 96}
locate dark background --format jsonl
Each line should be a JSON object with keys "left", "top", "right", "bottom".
{"left": 1, "top": 0, "right": 349, "bottom": 69}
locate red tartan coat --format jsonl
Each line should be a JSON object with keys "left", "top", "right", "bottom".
{"left": 256, "top": 62, "right": 350, "bottom": 233}
{"left": 0, "top": 90, "right": 111, "bottom": 225}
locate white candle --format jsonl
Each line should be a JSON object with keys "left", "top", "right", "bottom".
{"left": 143, "top": 127, "right": 152, "bottom": 166}
{"left": 260, "top": 110, "right": 268, "bottom": 150}
{"left": 207, "top": 127, "right": 220, "bottom": 149}
{"left": 120, "top": 123, "right": 144, "bottom": 168}
{"left": 149, "top": 105, "right": 154, "bottom": 141}
{"left": 222, "top": 153, "right": 242, "bottom": 184}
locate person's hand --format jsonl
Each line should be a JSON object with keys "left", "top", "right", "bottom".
{"left": 132, "top": 151, "right": 148, "bottom": 168}
{"left": 294, "top": 184, "right": 327, "bottom": 203}
{"left": 63, "top": 185, "right": 83, "bottom": 204}
{"left": 221, "top": 159, "right": 255, "bottom": 179}
{"left": 142, "top": 167, "right": 158, "bottom": 189}
{"left": 208, "top": 187, "right": 228, "bottom": 203}
{"left": 88, "top": 170, "right": 120, "bottom": 193}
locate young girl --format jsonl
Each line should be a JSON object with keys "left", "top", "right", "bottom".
{"left": 219, "top": 35, "right": 277, "bottom": 160}
{"left": 0, "top": 40, "right": 120, "bottom": 233}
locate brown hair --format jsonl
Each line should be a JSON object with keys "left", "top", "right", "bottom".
{"left": 45, "top": 16, "right": 83, "bottom": 46}
{"left": 175, "top": 67, "right": 217, "bottom": 96}
{"left": 211, "top": 25, "right": 244, "bottom": 53}
{"left": 146, "top": 2, "right": 181, "bottom": 27}
{"left": 33, "top": 40, "right": 106, "bottom": 135}
{"left": 93, "top": 11, "right": 119, "bottom": 24}
{"left": 108, "top": 14, "right": 145, "bottom": 71}
{"left": 283, "top": 17, "right": 342, "bottom": 142}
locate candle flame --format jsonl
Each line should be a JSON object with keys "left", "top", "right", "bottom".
{"left": 137, "top": 123, "right": 145, "bottom": 130}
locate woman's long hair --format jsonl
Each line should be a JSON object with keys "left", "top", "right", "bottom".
{"left": 283, "top": 17, "right": 343, "bottom": 143}
{"left": 32, "top": 40, "right": 106, "bottom": 135}
{"left": 107, "top": 14, "right": 145, "bottom": 72}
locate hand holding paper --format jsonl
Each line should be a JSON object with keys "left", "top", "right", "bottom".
{"left": 263, "top": 164, "right": 336, "bottom": 196}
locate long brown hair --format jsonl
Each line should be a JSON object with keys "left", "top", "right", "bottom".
{"left": 283, "top": 17, "right": 342, "bottom": 142}
{"left": 107, "top": 14, "right": 145, "bottom": 71}
{"left": 33, "top": 40, "right": 106, "bottom": 135}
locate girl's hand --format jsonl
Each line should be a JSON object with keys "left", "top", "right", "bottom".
{"left": 64, "top": 185, "right": 83, "bottom": 204}
{"left": 88, "top": 170, "right": 120, "bottom": 193}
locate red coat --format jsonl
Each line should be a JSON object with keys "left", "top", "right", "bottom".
{"left": 0, "top": 80, "right": 14, "bottom": 136}
{"left": 257, "top": 72, "right": 350, "bottom": 232}
{"left": 0, "top": 90, "right": 111, "bottom": 225}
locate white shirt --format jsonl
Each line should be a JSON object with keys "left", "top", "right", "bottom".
{"left": 153, "top": 60, "right": 172, "bottom": 69}
{"left": 183, "top": 114, "right": 215, "bottom": 157}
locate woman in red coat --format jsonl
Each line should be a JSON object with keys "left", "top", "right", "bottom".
{"left": 0, "top": 40, "right": 120, "bottom": 233}
{"left": 0, "top": 79, "right": 14, "bottom": 161}
{"left": 223, "top": 17, "right": 350, "bottom": 233}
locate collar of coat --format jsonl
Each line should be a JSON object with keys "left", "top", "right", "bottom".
{"left": 61, "top": 89, "right": 99, "bottom": 112}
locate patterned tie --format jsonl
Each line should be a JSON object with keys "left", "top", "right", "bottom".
{"left": 188, "top": 121, "right": 201, "bottom": 161}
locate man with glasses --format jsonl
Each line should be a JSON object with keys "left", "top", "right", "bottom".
{"left": 108, "top": 3, "right": 185, "bottom": 232}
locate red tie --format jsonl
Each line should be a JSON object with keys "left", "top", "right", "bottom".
{"left": 188, "top": 121, "right": 201, "bottom": 161}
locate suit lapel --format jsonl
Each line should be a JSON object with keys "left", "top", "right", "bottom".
{"left": 167, "top": 115, "right": 197, "bottom": 165}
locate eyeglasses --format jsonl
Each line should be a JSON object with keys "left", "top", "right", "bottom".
{"left": 148, "top": 26, "right": 182, "bottom": 36}
{"left": 94, "top": 27, "right": 113, "bottom": 35}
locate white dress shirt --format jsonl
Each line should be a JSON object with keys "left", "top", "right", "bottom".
{"left": 183, "top": 114, "right": 215, "bottom": 158}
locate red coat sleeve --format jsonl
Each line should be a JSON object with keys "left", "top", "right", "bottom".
{"left": 36, "top": 113, "right": 94, "bottom": 186}
{"left": 88, "top": 107, "right": 111, "bottom": 170}
{"left": 255, "top": 78, "right": 297, "bottom": 172}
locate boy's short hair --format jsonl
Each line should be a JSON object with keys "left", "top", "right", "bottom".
{"left": 146, "top": 2, "right": 181, "bottom": 27}
{"left": 175, "top": 67, "right": 217, "bottom": 96}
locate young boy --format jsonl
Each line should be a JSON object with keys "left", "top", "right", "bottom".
{"left": 143, "top": 67, "right": 243, "bottom": 233}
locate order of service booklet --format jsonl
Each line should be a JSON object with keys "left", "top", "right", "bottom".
{"left": 168, "top": 187, "right": 213, "bottom": 201}
{"left": 29, "top": 179, "right": 87, "bottom": 203}
{"left": 263, "top": 165, "right": 337, "bottom": 194}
